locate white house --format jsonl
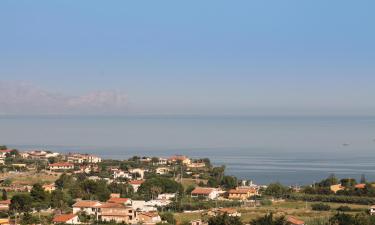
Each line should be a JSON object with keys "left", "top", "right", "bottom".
{"left": 156, "top": 167, "right": 170, "bottom": 175}
{"left": 129, "top": 180, "right": 144, "bottom": 192}
{"left": 72, "top": 200, "right": 102, "bottom": 217}
{"left": 49, "top": 162, "right": 74, "bottom": 171}
{"left": 129, "top": 168, "right": 146, "bottom": 179}
{"left": 113, "top": 169, "right": 132, "bottom": 179}
{"left": 191, "top": 187, "right": 220, "bottom": 200}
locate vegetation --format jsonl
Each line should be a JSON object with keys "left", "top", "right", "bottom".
{"left": 208, "top": 214, "right": 243, "bottom": 225}
{"left": 250, "top": 213, "right": 288, "bottom": 225}
{"left": 311, "top": 203, "right": 331, "bottom": 211}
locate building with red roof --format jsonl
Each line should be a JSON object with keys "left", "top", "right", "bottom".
{"left": 53, "top": 214, "right": 80, "bottom": 224}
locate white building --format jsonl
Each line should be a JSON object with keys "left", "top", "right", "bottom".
{"left": 73, "top": 200, "right": 102, "bottom": 218}
{"left": 191, "top": 187, "right": 220, "bottom": 200}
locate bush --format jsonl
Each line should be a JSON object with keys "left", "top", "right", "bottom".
{"left": 260, "top": 199, "right": 272, "bottom": 206}
{"left": 337, "top": 205, "right": 351, "bottom": 212}
{"left": 311, "top": 203, "right": 331, "bottom": 211}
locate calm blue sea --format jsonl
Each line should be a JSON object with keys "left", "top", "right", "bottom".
{"left": 1, "top": 115, "right": 375, "bottom": 185}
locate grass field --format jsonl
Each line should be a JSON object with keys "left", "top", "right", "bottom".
{"left": 174, "top": 200, "right": 370, "bottom": 224}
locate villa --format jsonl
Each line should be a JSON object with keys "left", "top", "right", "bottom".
{"left": 191, "top": 187, "right": 220, "bottom": 200}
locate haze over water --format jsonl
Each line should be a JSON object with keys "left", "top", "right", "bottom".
{"left": 2, "top": 115, "right": 375, "bottom": 185}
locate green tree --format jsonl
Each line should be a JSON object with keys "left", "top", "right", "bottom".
{"left": 30, "top": 183, "right": 50, "bottom": 212}
{"left": 10, "top": 194, "right": 33, "bottom": 224}
{"left": 250, "top": 213, "right": 287, "bottom": 225}
{"left": 209, "top": 213, "right": 243, "bottom": 225}
{"left": 160, "top": 212, "right": 176, "bottom": 225}
{"left": 264, "top": 183, "right": 289, "bottom": 198}
{"left": 50, "top": 189, "right": 70, "bottom": 214}
{"left": 2, "top": 189, "right": 7, "bottom": 200}
{"left": 221, "top": 176, "right": 238, "bottom": 190}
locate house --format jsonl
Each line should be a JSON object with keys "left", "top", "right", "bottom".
{"left": 129, "top": 168, "right": 146, "bottom": 179}
{"left": 156, "top": 158, "right": 168, "bottom": 165}
{"left": 168, "top": 155, "right": 191, "bottom": 165}
{"left": 330, "top": 184, "right": 344, "bottom": 193}
{"left": 191, "top": 187, "right": 220, "bottom": 200}
{"left": 72, "top": 200, "right": 102, "bottom": 217}
{"left": 100, "top": 203, "right": 136, "bottom": 224}
{"left": 0, "top": 219, "right": 10, "bottom": 225}
{"left": 107, "top": 197, "right": 132, "bottom": 205}
{"left": 355, "top": 183, "right": 366, "bottom": 189}
{"left": 187, "top": 162, "right": 206, "bottom": 168}
{"left": 191, "top": 219, "right": 208, "bottom": 225}
{"left": 137, "top": 211, "right": 162, "bottom": 224}
{"left": 0, "top": 150, "right": 12, "bottom": 158}
{"left": 113, "top": 169, "right": 132, "bottom": 179}
{"left": 287, "top": 216, "right": 305, "bottom": 225}
{"left": 129, "top": 180, "right": 145, "bottom": 192}
{"left": 228, "top": 187, "right": 258, "bottom": 200}
{"left": 132, "top": 200, "right": 157, "bottom": 212}
{"left": 157, "top": 193, "right": 176, "bottom": 200}
{"left": 370, "top": 205, "right": 375, "bottom": 215}
{"left": 156, "top": 167, "right": 170, "bottom": 175}
{"left": 53, "top": 214, "right": 80, "bottom": 224}
{"left": 49, "top": 162, "right": 74, "bottom": 171}
{"left": 67, "top": 153, "right": 102, "bottom": 164}
{"left": 42, "top": 183, "right": 56, "bottom": 192}
{"left": 0, "top": 200, "right": 11, "bottom": 211}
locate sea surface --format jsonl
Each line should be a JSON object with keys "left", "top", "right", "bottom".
{"left": 1, "top": 115, "right": 375, "bottom": 185}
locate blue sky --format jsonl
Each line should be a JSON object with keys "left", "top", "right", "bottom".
{"left": 1, "top": 1, "right": 375, "bottom": 115}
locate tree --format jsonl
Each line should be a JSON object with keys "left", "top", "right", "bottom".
{"left": 10, "top": 194, "right": 33, "bottom": 224}
{"left": 264, "top": 183, "right": 289, "bottom": 198}
{"left": 30, "top": 183, "right": 50, "bottom": 212}
{"left": 2, "top": 189, "right": 7, "bottom": 200}
{"left": 160, "top": 212, "right": 176, "bottom": 225}
{"left": 209, "top": 213, "right": 243, "bottom": 225}
{"left": 138, "top": 177, "right": 183, "bottom": 201}
{"left": 250, "top": 213, "right": 287, "bottom": 225}
{"left": 329, "top": 213, "right": 356, "bottom": 225}
{"left": 50, "top": 189, "right": 70, "bottom": 214}
{"left": 221, "top": 176, "right": 238, "bottom": 190}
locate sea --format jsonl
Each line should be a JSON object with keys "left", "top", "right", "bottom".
{"left": 1, "top": 115, "right": 375, "bottom": 185}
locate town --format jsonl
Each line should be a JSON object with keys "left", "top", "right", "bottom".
{"left": 0, "top": 145, "right": 374, "bottom": 225}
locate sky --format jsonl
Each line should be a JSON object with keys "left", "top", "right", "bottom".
{"left": 1, "top": 0, "right": 375, "bottom": 115}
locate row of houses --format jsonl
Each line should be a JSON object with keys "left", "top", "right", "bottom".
{"left": 191, "top": 186, "right": 259, "bottom": 200}
{"left": 55, "top": 195, "right": 162, "bottom": 225}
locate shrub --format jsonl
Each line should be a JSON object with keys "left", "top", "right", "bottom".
{"left": 260, "top": 199, "right": 272, "bottom": 206}
{"left": 311, "top": 203, "right": 331, "bottom": 211}
{"left": 337, "top": 205, "right": 351, "bottom": 212}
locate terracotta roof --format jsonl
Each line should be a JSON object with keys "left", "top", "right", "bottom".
{"left": 129, "top": 180, "right": 145, "bottom": 185}
{"left": 0, "top": 150, "right": 12, "bottom": 153}
{"left": 73, "top": 200, "right": 102, "bottom": 208}
{"left": 191, "top": 187, "right": 215, "bottom": 195}
{"left": 169, "top": 155, "right": 188, "bottom": 161}
{"left": 0, "top": 200, "right": 11, "bottom": 205}
{"left": 53, "top": 214, "right": 77, "bottom": 223}
{"left": 287, "top": 216, "right": 305, "bottom": 225}
{"left": 99, "top": 203, "right": 127, "bottom": 208}
{"left": 107, "top": 197, "right": 130, "bottom": 204}
{"left": 228, "top": 189, "right": 249, "bottom": 194}
{"left": 355, "top": 183, "right": 366, "bottom": 189}
{"left": 49, "top": 162, "right": 74, "bottom": 167}
{"left": 139, "top": 211, "right": 159, "bottom": 218}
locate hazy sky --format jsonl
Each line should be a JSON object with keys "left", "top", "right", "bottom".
{"left": 1, "top": 1, "right": 375, "bottom": 115}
